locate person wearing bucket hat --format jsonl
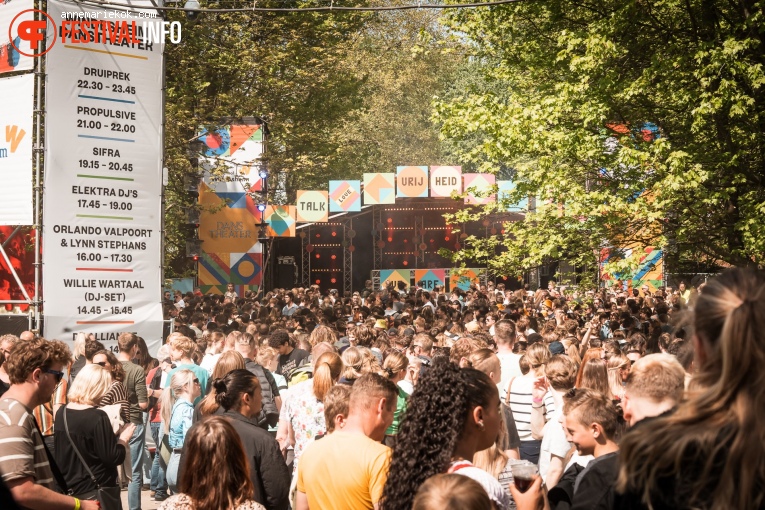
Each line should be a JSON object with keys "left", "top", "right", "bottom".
{"left": 374, "top": 319, "right": 388, "bottom": 330}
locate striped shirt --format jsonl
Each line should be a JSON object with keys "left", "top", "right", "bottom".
{"left": 507, "top": 377, "right": 556, "bottom": 442}
{"left": 33, "top": 377, "right": 68, "bottom": 437}
{"left": 0, "top": 398, "right": 55, "bottom": 488}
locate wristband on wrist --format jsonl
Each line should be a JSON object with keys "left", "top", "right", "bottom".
{"left": 532, "top": 397, "right": 543, "bottom": 404}
{"left": 532, "top": 404, "right": 545, "bottom": 409}
{"left": 74, "top": 497, "right": 81, "bottom": 510}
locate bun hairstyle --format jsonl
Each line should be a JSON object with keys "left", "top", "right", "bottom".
{"left": 382, "top": 351, "right": 407, "bottom": 380}
{"left": 213, "top": 369, "right": 260, "bottom": 412}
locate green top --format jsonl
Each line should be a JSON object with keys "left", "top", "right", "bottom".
{"left": 385, "top": 386, "right": 409, "bottom": 436}
{"left": 121, "top": 360, "right": 147, "bottom": 425}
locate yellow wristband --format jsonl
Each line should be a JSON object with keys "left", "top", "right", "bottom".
{"left": 74, "top": 498, "right": 81, "bottom": 510}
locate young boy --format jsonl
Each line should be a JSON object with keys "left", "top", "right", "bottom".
{"left": 562, "top": 388, "right": 622, "bottom": 510}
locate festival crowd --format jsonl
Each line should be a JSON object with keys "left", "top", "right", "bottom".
{"left": 0, "top": 270, "right": 762, "bottom": 510}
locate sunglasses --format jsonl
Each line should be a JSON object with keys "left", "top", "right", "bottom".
{"left": 95, "top": 361, "right": 107, "bottom": 367}
{"left": 45, "top": 369, "right": 65, "bottom": 383}
{"left": 193, "top": 378, "right": 200, "bottom": 385}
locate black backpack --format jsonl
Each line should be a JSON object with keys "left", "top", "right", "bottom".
{"left": 244, "top": 359, "right": 280, "bottom": 428}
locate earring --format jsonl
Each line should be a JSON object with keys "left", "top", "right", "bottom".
{"left": 477, "top": 421, "right": 485, "bottom": 430}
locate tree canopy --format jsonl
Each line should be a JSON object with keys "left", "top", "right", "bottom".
{"left": 434, "top": 0, "right": 765, "bottom": 278}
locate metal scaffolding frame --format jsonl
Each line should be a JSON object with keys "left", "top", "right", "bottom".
{"left": 300, "top": 227, "right": 310, "bottom": 288}
{"left": 372, "top": 205, "right": 382, "bottom": 271}
{"left": 342, "top": 217, "right": 353, "bottom": 297}
{"left": 414, "top": 215, "right": 425, "bottom": 267}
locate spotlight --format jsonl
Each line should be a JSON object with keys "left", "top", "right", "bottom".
{"left": 257, "top": 204, "right": 267, "bottom": 212}
{"left": 184, "top": 0, "right": 200, "bottom": 20}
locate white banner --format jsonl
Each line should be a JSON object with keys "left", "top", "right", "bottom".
{"left": 0, "top": 0, "right": 35, "bottom": 75}
{"left": 0, "top": 73, "right": 33, "bottom": 224}
{"left": 43, "top": 0, "right": 164, "bottom": 353}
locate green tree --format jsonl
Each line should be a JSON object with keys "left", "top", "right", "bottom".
{"left": 434, "top": 0, "right": 765, "bottom": 278}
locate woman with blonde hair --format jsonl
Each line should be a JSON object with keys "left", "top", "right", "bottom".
{"left": 507, "top": 342, "right": 553, "bottom": 463}
{"left": 158, "top": 416, "right": 266, "bottom": 510}
{"left": 54, "top": 364, "right": 136, "bottom": 506}
{"left": 606, "top": 353, "right": 630, "bottom": 401}
{"left": 69, "top": 332, "right": 88, "bottom": 381}
{"left": 382, "top": 351, "right": 410, "bottom": 444}
{"left": 616, "top": 269, "right": 765, "bottom": 510}
{"left": 339, "top": 346, "right": 380, "bottom": 384}
{"left": 160, "top": 369, "right": 201, "bottom": 492}
{"left": 308, "top": 325, "right": 337, "bottom": 347}
{"left": 280, "top": 351, "right": 343, "bottom": 474}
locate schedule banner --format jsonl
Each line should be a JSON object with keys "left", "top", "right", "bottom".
{"left": 0, "top": 0, "right": 34, "bottom": 74}
{"left": 0, "top": 73, "right": 33, "bottom": 224}
{"left": 42, "top": 0, "right": 164, "bottom": 352}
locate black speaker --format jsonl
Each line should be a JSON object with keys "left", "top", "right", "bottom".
{"left": 0, "top": 315, "right": 31, "bottom": 337}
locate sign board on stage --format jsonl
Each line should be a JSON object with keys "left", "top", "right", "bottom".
{"left": 498, "top": 180, "right": 528, "bottom": 211}
{"left": 0, "top": 73, "right": 34, "bottom": 225}
{"left": 363, "top": 173, "right": 395, "bottom": 205}
{"left": 296, "top": 190, "right": 328, "bottom": 222}
{"left": 329, "top": 180, "right": 361, "bottom": 212}
{"left": 430, "top": 166, "right": 461, "bottom": 198}
{"left": 415, "top": 269, "right": 445, "bottom": 290}
{"left": 464, "top": 174, "right": 496, "bottom": 205}
{"left": 42, "top": 0, "right": 164, "bottom": 353}
{"left": 265, "top": 205, "right": 296, "bottom": 237}
{"left": 396, "top": 166, "right": 428, "bottom": 198}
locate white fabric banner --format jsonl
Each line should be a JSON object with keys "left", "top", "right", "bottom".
{"left": 0, "top": 0, "right": 35, "bottom": 75}
{"left": 42, "top": 0, "right": 164, "bottom": 353}
{"left": 0, "top": 73, "right": 33, "bottom": 225}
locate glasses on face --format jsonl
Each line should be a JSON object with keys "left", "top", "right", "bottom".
{"left": 95, "top": 361, "right": 107, "bottom": 367}
{"left": 45, "top": 369, "right": 65, "bottom": 383}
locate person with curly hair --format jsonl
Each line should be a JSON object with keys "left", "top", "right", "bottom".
{"left": 381, "top": 359, "right": 509, "bottom": 510}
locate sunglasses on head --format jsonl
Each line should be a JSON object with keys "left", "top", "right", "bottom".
{"left": 95, "top": 361, "right": 107, "bottom": 367}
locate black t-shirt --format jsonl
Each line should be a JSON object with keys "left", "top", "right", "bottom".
{"left": 0, "top": 379, "right": 9, "bottom": 398}
{"left": 53, "top": 407, "right": 126, "bottom": 495}
{"left": 277, "top": 348, "right": 309, "bottom": 380}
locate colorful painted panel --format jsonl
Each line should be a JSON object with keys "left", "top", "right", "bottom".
{"left": 430, "top": 166, "right": 462, "bottom": 198}
{"left": 497, "top": 180, "right": 529, "bottom": 212}
{"left": 464, "top": 174, "right": 496, "bottom": 205}
{"left": 199, "top": 123, "right": 265, "bottom": 197}
{"left": 296, "top": 190, "right": 329, "bottom": 222}
{"left": 265, "top": 205, "right": 296, "bottom": 237}
{"left": 600, "top": 246, "right": 664, "bottom": 291}
{"left": 329, "top": 180, "right": 361, "bottom": 212}
{"left": 380, "top": 269, "right": 411, "bottom": 289}
{"left": 448, "top": 268, "right": 482, "bottom": 292}
{"left": 363, "top": 173, "right": 395, "bottom": 205}
{"left": 415, "top": 269, "right": 445, "bottom": 291}
{"left": 396, "top": 166, "right": 429, "bottom": 198}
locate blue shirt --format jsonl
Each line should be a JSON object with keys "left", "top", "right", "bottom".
{"left": 168, "top": 399, "right": 194, "bottom": 449}
{"left": 167, "top": 363, "right": 209, "bottom": 404}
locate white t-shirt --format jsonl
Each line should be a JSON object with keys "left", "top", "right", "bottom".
{"left": 507, "top": 376, "right": 556, "bottom": 442}
{"left": 449, "top": 460, "right": 511, "bottom": 510}
{"left": 199, "top": 353, "right": 222, "bottom": 375}
{"left": 539, "top": 407, "right": 572, "bottom": 482}
{"left": 497, "top": 352, "right": 523, "bottom": 403}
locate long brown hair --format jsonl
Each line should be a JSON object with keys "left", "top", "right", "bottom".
{"left": 617, "top": 269, "right": 765, "bottom": 509}
{"left": 313, "top": 352, "right": 343, "bottom": 402}
{"left": 179, "top": 416, "right": 254, "bottom": 510}
{"left": 198, "top": 351, "right": 246, "bottom": 416}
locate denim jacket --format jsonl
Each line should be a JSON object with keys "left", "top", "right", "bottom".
{"left": 167, "top": 398, "right": 194, "bottom": 449}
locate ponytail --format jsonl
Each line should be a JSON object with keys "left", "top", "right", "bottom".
{"left": 382, "top": 351, "right": 407, "bottom": 380}
{"left": 313, "top": 352, "right": 343, "bottom": 402}
{"left": 211, "top": 369, "right": 259, "bottom": 412}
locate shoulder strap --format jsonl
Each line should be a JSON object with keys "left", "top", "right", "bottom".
{"left": 31, "top": 417, "right": 69, "bottom": 494}
{"left": 63, "top": 408, "right": 101, "bottom": 489}
{"left": 505, "top": 376, "right": 516, "bottom": 402}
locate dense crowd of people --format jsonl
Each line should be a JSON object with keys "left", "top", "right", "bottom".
{"left": 0, "top": 270, "right": 762, "bottom": 510}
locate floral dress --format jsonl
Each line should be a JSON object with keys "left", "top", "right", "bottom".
{"left": 279, "top": 379, "right": 325, "bottom": 473}
{"left": 159, "top": 493, "right": 265, "bottom": 510}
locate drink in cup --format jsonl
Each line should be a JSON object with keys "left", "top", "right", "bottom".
{"left": 510, "top": 462, "right": 539, "bottom": 493}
